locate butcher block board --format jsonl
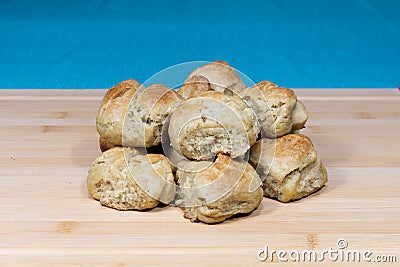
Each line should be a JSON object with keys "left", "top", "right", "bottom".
{"left": 0, "top": 89, "right": 399, "bottom": 266}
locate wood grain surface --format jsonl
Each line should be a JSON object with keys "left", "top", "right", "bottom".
{"left": 0, "top": 89, "right": 399, "bottom": 266}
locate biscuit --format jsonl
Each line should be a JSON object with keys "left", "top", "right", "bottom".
{"left": 176, "top": 154, "right": 263, "bottom": 223}
{"left": 240, "top": 81, "right": 308, "bottom": 138}
{"left": 291, "top": 101, "right": 308, "bottom": 131}
{"left": 99, "top": 137, "right": 117, "bottom": 152}
{"left": 185, "top": 60, "right": 246, "bottom": 93}
{"left": 177, "top": 75, "right": 211, "bottom": 99}
{"left": 87, "top": 147, "right": 176, "bottom": 210}
{"left": 123, "top": 84, "right": 183, "bottom": 147}
{"left": 168, "top": 91, "right": 260, "bottom": 160}
{"left": 96, "top": 79, "right": 142, "bottom": 147}
{"left": 249, "top": 134, "right": 328, "bottom": 202}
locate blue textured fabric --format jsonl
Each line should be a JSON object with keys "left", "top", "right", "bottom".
{"left": 0, "top": 0, "right": 399, "bottom": 89}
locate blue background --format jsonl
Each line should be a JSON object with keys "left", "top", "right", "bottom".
{"left": 0, "top": 0, "right": 399, "bottom": 89}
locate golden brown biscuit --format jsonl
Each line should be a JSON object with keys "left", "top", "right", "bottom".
{"left": 168, "top": 91, "right": 260, "bottom": 160}
{"left": 185, "top": 60, "right": 246, "bottom": 93}
{"left": 176, "top": 154, "right": 263, "bottom": 223}
{"left": 240, "top": 81, "right": 308, "bottom": 138}
{"left": 249, "top": 134, "right": 328, "bottom": 202}
{"left": 177, "top": 75, "right": 212, "bottom": 99}
{"left": 96, "top": 79, "right": 142, "bottom": 147}
{"left": 87, "top": 147, "right": 176, "bottom": 210}
{"left": 99, "top": 137, "right": 117, "bottom": 152}
{"left": 122, "top": 84, "right": 184, "bottom": 147}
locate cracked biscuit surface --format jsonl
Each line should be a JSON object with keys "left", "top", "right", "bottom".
{"left": 249, "top": 134, "right": 328, "bottom": 202}
{"left": 87, "top": 147, "right": 176, "bottom": 210}
{"left": 168, "top": 91, "right": 260, "bottom": 160}
{"left": 176, "top": 154, "right": 263, "bottom": 224}
{"left": 240, "top": 81, "right": 308, "bottom": 138}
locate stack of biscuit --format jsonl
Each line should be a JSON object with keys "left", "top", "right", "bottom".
{"left": 87, "top": 61, "right": 328, "bottom": 224}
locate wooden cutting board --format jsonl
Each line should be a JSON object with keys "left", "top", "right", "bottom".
{"left": 0, "top": 89, "right": 399, "bottom": 266}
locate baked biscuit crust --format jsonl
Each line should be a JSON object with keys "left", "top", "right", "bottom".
{"left": 177, "top": 75, "right": 211, "bottom": 99}
{"left": 96, "top": 79, "right": 142, "bottom": 147}
{"left": 185, "top": 60, "right": 246, "bottom": 93}
{"left": 87, "top": 147, "right": 176, "bottom": 210}
{"left": 240, "top": 81, "right": 308, "bottom": 138}
{"left": 176, "top": 154, "right": 263, "bottom": 223}
{"left": 249, "top": 134, "right": 327, "bottom": 202}
{"left": 123, "top": 84, "right": 184, "bottom": 147}
{"left": 168, "top": 91, "right": 260, "bottom": 160}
